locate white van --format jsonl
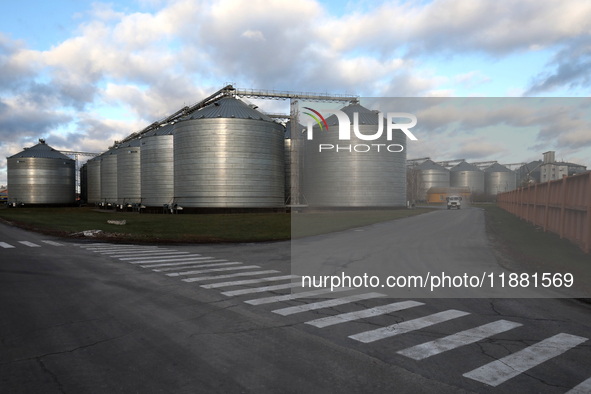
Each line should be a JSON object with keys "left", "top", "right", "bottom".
{"left": 446, "top": 196, "right": 462, "bottom": 209}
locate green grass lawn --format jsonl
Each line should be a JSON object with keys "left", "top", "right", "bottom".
{"left": 0, "top": 206, "right": 434, "bottom": 243}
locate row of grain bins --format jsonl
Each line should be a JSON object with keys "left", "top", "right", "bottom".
{"left": 86, "top": 97, "right": 286, "bottom": 210}
{"left": 416, "top": 159, "right": 517, "bottom": 200}
{"left": 84, "top": 98, "right": 410, "bottom": 210}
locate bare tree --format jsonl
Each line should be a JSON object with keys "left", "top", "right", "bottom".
{"left": 406, "top": 166, "right": 423, "bottom": 204}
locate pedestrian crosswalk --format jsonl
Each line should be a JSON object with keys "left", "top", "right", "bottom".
{"left": 71, "top": 242, "right": 591, "bottom": 393}
{"left": 0, "top": 240, "right": 65, "bottom": 248}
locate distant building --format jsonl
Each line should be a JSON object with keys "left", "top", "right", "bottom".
{"left": 540, "top": 151, "right": 587, "bottom": 183}
{"left": 516, "top": 160, "right": 542, "bottom": 185}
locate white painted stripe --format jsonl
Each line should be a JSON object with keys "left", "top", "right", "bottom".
{"left": 306, "top": 301, "right": 425, "bottom": 328}
{"left": 273, "top": 292, "right": 386, "bottom": 316}
{"left": 349, "top": 310, "right": 470, "bottom": 343}
{"left": 88, "top": 246, "right": 156, "bottom": 251}
{"left": 18, "top": 241, "right": 41, "bottom": 248}
{"left": 0, "top": 242, "right": 15, "bottom": 248}
{"left": 117, "top": 252, "right": 191, "bottom": 259}
{"left": 245, "top": 287, "right": 351, "bottom": 306}
{"left": 154, "top": 262, "right": 242, "bottom": 272}
{"left": 127, "top": 256, "right": 208, "bottom": 264}
{"left": 566, "top": 377, "right": 591, "bottom": 394}
{"left": 111, "top": 252, "right": 186, "bottom": 258}
{"left": 221, "top": 282, "right": 301, "bottom": 296}
{"left": 98, "top": 248, "right": 166, "bottom": 254}
{"left": 141, "top": 259, "right": 224, "bottom": 268}
{"left": 397, "top": 320, "right": 523, "bottom": 360}
{"left": 41, "top": 240, "right": 63, "bottom": 246}
{"left": 167, "top": 265, "right": 258, "bottom": 277}
{"left": 463, "top": 333, "right": 588, "bottom": 387}
{"left": 182, "top": 270, "right": 280, "bottom": 283}
{"left": 201, "top": 275, "right": 300, "bottom": 289}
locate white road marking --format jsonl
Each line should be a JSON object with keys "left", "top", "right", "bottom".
{"left": 141, "top": 259, "right": 224, "bottom": 268}
{"left": 221, "top": 282, "right": 301, "bottom": 296}
{"left": 182, "top": 270, "right": 280, "bottom": 283}
{"left": 463, "top": 333, "right": 588, "bottom": 387}
{"left": 98, "top": 248, "right": 167, "bottom": 254}
{"left": 245, "top": 287, "right": 351, "bottom": 306}
{"left": 18, "top": 241, "right": 41, "bottom": 248}
{"left": 397, "top": 320, "right": 523, "bottom": 360}
{"left": 167, "top": 265, "right": 258, "bottom": 277}
{"left": 117, "top": 252, "right": 191, "bottom": 260}
{"left": 273, "top": 292, "right": 386, "bottom": 316}
{"left": 154, "top": 262, "right": 242, "bottom": 272}
{"left": 349, "top": 310, "right": 470, "bottom": 343}
{"left": 306, "top": 301, "right": 425, "bottom": 328}
{"left": 566, "top": 377, "right": 591, "bottom": 394}
{"left": 0, "top": 242, "right": 15, "bottom": 249}
{"left": 88, "top": 246, "right": 158, "bottom": 251}
{"left": 201, "top": 275, "right": 300, "bottom": 289}
{"left": 127, "top": 256, "right": 208, "bottom": 264}
{"left": 41, "top": 240, "right": 64, "bottom": 246}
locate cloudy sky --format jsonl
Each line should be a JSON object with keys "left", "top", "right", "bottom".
{"left": 1, "top": 0, "right": 591, "bottom": 184}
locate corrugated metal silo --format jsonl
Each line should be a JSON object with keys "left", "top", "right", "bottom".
{"left": 6, "top": 139, "right": 75, "bottom": 204}
{"left": 449, "top": 161, "right": 485, "bottom": 194}
{"left": 303, "top": 104, "right": 407, "bottom": 207}
{"left": 484, "top": 163, "right": 516, "bottom": 195}
{"left": 140, "top": 123, "right": 174, "bottom": 206}
{"left": 87, "top": 155, "right": 102, "bottom": 203}
{"left": 416, "top": 159, "right": 450, "bottom": 200}
{"left": 100, "top": 148, "right": 118, "bottom": 204}
{"left": 173, "top": 97, "right": 285, "bottom": 208}
{"left": 117, "top": 138, "right": 141, "bottom": 205}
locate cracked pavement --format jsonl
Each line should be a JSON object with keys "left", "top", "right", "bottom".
{"left": 1, "top": 208, "right": 591, "bottom": 393}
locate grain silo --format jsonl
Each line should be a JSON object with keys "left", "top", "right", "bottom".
{"left": 173, "top": 97, "right": 285, "bottom": 209}
{"left": 100, "top": 147, "right": 118, "bottom": 204}
{"left": 117, "top": 138, "right": 141, "bottom": 205}
{"left": 484, "top": 163, "right": 516, "bottom": 196}
{"left": 6, "top": 139, "right": 75, "bottom": 204}
{"left": 140, "top": 123, "right": 174, "bottom": 207}
{"left": 87, "top": 154, "right": 102, "bottom": 204}
{"left": 416, "top": 159, "right": 450, "bottom": 201}
{"left": 449, "top": 161, "right": 485, "bottom": 194}
{"left": 302, "top": 104, "right": 407, "bottom": 207}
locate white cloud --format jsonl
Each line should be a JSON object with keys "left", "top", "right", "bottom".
{"left": 242, "top": 30, "right": 266, "bottom": 41}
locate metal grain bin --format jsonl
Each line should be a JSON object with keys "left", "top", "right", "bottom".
{"left": 302, "top": 104, "right": 407, "bottom": 207}
{"left": 117, "top": 138, "right": 141, "bottom": 205}
{"left": 416, "top": 159, "right": 450, "bottom": 201}
{"left": 140, "top": 123, "right": 174, "bottom": 207}
{"left": 100, "top": 148, "right": 118, "bottom": 204}
{"left": 6, "top": 139, "right": 75, "bottom": 204}
{"left": 484, "top": 163, "right": 516, "bottom": 195}
{"left": 449, "top": 161, "right": 485, "bottom": 194}
{"left": 87, "top": 155, "right": 102, "bottom": 204}
{"left": 173, "top": 97, "right": 285, "bottom": 208}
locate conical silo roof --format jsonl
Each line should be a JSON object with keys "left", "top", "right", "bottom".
{"left": 119, "top": 138, "right": 141, "bottom": 148}
{"left": 450, "top": 161, "right": 482, "bottom": 172}
{"left": 143, "top": 122, "right": 175, "bottom": 138}
{"left": 484, "top": 163, "right": 513, "bottom": 173}
{"left": 322, "top": 103, "right": 381, "bottom": 126}
{"left": 284, "top": 121, "right": 306, "bottom": 139}
{"left": 8, "top": 140, "right": 73, "bottom": 160}
{"left": 416, "top": 159, "right": 448, "bottom": 171}
{"left": 185, "top": 97, "right": 274, "bottom": 122}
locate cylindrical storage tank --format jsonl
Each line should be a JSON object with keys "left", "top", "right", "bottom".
{"left": 484, "top": 163, "right": 517, "bottom": 195}
{"left": 173, "top": 97, "right": 285, "bottom": 208}
{"left": 6, "top": 139, "right": 75, "bottom": 204}
{"left": 117, "top": 138, "right": 141, "bottom": 205}
{"left": 100, "top": 148, "right": 118, "bottom": 203}
{"left": 141, "top": 123, "right": 174, "bottom": 207}
{"left": 449, "top": 161, "right": 485, "bottom": 194}
{"left": 87, "top": 155, "right": 102, "bottom": 204}
{"left": 80, "top": 163, "right": 88, "bottom": 203}
{"left": 416, "top": 159, "right": 450, "bottom": 201}
{"left": 303, "top": 104, "right": 407, "bottom": 207}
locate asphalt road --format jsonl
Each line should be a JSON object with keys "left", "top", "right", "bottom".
{"left": 1, "top": 207, "right": 591, "bottom": 393}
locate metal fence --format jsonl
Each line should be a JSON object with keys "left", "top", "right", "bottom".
{"left": 497, "top": 172, "right": 591, "bottom": 253}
